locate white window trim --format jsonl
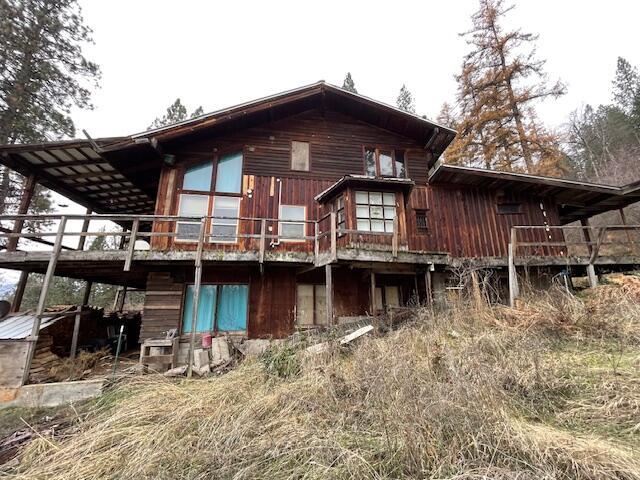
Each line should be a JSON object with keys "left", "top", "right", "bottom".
{"left": 355, "top": 191, "right": 397, "bottom": 233}
{"left": 211, "top": 196, "right": 241, "bottom": 244}
{"left": 175, "top": 193, "right": 209, "bottom": 243}
{"left": 279, "top": 204, "right": 307, "bottom": 243}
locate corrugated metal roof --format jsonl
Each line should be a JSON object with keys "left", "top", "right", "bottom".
{"left": 0, "top": 310, "right": 73, "bottom": 340}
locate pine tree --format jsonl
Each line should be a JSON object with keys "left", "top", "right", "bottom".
{"left": 611, "top": 57, "right": 640, "bottom": 132}
{"left": 448, "top": 0, "right": 565, "bottom": 173}
{"left": 396, "top": 85, "right": 416, "bottom": 113}
{"left": 0, "top": 0, "right": 99, "bottom": 220}
{"left": 341, "top": 73, "right": 358, "bottom": 94}
{"left": 148, "top": 98, "right": 204, "bottom": 130}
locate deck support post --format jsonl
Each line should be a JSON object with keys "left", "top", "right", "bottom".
{"left": 325, "top": 264, "right": 333, "bottom": 326}
{"left": 7, "top": 174, "right": 37, "bottom": 252}
{"left": 508, "top": 227, "right": 519, "bottom": 307}
{"left": 330, "top": 211, "right": 337, "bottom": 262}
{"left": 11, "top": 271, "right": 29, "bottom": 312}
{"left": 369, "top": 270, "right": 376, "bottom": 316}
{"left": 70, "top": 281, "right": 93, "bottom": 360}
{"left": 424, "top": 268, "right": 433, "bottom": 306}
{"left": 618, "top": 208, "right": 636, "bottom": 254}
{"left": 22, "top": 216, "right": 67, "bottom": 385}
{"left": 123, "top": 218, "right": 139, "bottom": 271}
{"left": 77, "top": 208, "right": 92, "bottom": 251}
{"left": 580, "top": 218, "right": 599, "bottom": 288}
{"left": 187, "top": 217, "right": 206, "bottom": 379}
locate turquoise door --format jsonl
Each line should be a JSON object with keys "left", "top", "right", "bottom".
{"left": 217, "top": 285, "right": 249, "bottom": 331}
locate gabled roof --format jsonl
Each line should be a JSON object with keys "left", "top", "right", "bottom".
{"left": 0, "top": 81, "right": 456, "bottom": 214}
{"left": 429, "top": 162, "right": 640, "bottom": 224}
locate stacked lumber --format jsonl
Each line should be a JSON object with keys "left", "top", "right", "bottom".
{"left": 29, "top": 334, "right": 63, "bottom": 382}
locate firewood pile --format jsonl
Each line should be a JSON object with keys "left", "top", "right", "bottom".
{"left": 28, "top": 334, "right": 64, "bottom": 383}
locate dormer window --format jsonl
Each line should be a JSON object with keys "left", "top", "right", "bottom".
{"left": 364, "top": 147, "right": 407, "bottom": 178}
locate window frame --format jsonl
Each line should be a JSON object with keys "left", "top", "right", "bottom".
{"left": 278, "top": 204, "right": 307, "bottom": 242}
{"left": 362, "top": 146, "right": 408, "bottom": 178}
{"left": 175, "top": 193, "right": 210, "bottom": 243}
{"left": 496, "top": 202, "right": 524, "bottom": 215}
{"left": 181, "top": 282, "right": 249, "bottom": 334}
{"left": 175, "top": 149, "right": 244, "bottom": 244}
{"left": 295, "top": 283, "right": 327, "bottom": 327}
{"left": 355, "top": 191, "right": 397, "bottom": 233}
{"left": 415, "top": 209, "right": 429, "bottom": 234}
{"left": 290, "top": 140, "right": 311, "bottom": 172}
{"left": 210, "top": 195, "right": 241, "bottom": 244}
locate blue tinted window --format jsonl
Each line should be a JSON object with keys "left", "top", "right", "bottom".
{"left": 183, "top": 162, "right": 213, "bottom": 191}
{"left": 215, "top": 152, "right": 243, "bottom": 193}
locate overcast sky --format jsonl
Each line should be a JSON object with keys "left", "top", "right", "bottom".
{"left": 72, "top": 0, "right": 640, "bottom": 137}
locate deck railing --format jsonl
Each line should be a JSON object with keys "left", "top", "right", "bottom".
{"left": 0, "top": 212, "right": 404, "bottom": 268}
{"left": 508, "top": 224, "right": 640, "bottom": 306}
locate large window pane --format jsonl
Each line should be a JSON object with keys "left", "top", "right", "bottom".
{"left": 177, "top": 194, "right": 208, "bottom": 240}
{"left": 211, "top": 196, "right": 240, "bottom": 242}
{"left": 395, "top": 150, "right": 406, "bottom": 178}
{"left": 279, "top": 205, "right": 305, "bottom": 240}
{"left": 379, "top": 151, "right": 393, "bottom": 176}
{"left": 215, "top": 152, "right": 243, "bottom": 193}
{"left": 217, "top": 285, "right": 248, "bottom": 331}
{"left": 182, "top": 285, "right": 217, "bottom": 333}
{"left": 364, "top": 148, "right": 376, "bottom": 176}
{"left": 183, "top": 162, "right": 213, "bottom": 191}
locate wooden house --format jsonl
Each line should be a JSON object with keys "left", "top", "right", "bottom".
{"left": 1, "top": 81, "right": 639, "bottom": 376}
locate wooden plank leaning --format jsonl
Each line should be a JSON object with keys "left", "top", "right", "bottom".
{"left": 22, "top": 216, "right": 67, "bottom": 385}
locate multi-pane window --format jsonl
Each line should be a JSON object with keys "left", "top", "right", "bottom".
{"left": 279, "top": 205, "right": 306, "bottom": 241}
{"left": 211, "top": 196, "right": 241, "bottom": 242}
{"left": 291, "top": 141, "right": 310, "bottom": 171}
{"left": 177, "top": 194, "right": 208, "bottom": 240}
{"left": 355, "top": 191, "right": 396, "bottom": 233}
{"left": 296, "top": 284, "right": 327, "bottom": 326}
{"left": 182, "top": 284, "right": 249, "bottom": 333}
{"left": 364, "top": 147, "right": 407, "bottom": 178}
{"left": 176, "top": 152, "right": 243, "bottom": 243}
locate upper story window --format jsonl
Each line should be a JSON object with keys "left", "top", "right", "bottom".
{"left": 181, "top": 151, "right": 243, "bottom": 194}
{"left": 355, "top": 191, "right": 396, "bottom": 233}
{"left": 415, "top": 209, "right": 428, "bottom": 234}
{"left": 364, "top": 147, "right": 407, "bottom": 178}
{"left": 291, "top": 141, "right": 310, "bottom": 171}
{"left": 497, "top": 202, "right": 523, "bottom": 215}
{"left": 176, "top": 151, "right": 243, "bottom": 243}
{"left": 279, "top": 204, "right": 306, "bottom": 241}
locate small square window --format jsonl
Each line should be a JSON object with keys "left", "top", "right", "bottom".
{"left": 415, "top": 209, "right": 428, "bottom": 234}
{"left": 291, "top": 141, "right": 310, "bottom": 171}
{"left": 497, "top": 203, "right": 522, "bottom": 215}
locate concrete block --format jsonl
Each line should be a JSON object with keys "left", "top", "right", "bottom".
{"left": 1, "top": 379, "right": 105, "bottom": 409}
{"left": 211, "top": 337, "right": 231, "bottom": 364}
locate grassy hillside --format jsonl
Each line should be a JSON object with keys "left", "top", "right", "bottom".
{"left": 4, "top": 279, "right": 640, "bottom": 479}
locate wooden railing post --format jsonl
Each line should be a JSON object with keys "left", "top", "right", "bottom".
{"left": 124, "top": 218, "right": 139, "bottom": 271}
{"left": 314, "top": 221, "right": 319, "bottom": 265}
{"left": 23, "top": 216, "right": 67, "bottom": 384}
{"left": 330, "top": 211, "right": 337, "bottom": 262}
{"left": 7, "top": 174, "right": 37, "bottom": 252}
{"left": 187, "top": 217, "right": 206, "bottom": 379}
{"left": 392, "top": 216, "right": 398, "bottom": 259}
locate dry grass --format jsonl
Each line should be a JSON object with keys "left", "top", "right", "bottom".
{"left": 5, "top": 283, "right": 640, "bottom": 479}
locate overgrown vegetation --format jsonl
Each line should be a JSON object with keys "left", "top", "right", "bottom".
{"left": 2, "top": 281, "right": 639, "bottom": 479}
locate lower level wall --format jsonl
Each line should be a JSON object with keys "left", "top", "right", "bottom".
{"left": 0, "top": 341, "right": 30, "bottom": 388}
